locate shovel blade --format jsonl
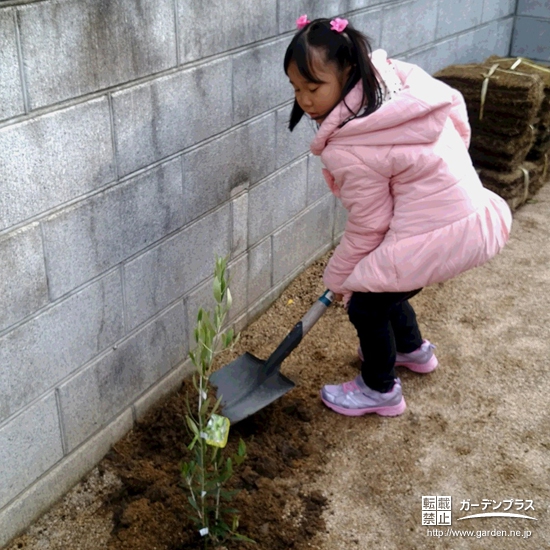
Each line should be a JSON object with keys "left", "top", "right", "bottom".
{"left": 209, "top": 352, "right": 295, "bottom": 424}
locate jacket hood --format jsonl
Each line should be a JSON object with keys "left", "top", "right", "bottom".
{"left": 310, "top": 50, "right": 454, "bottom": 155}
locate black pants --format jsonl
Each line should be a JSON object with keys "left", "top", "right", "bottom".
{"left": 347, "top": 289, "right": 423, "bottom": 393}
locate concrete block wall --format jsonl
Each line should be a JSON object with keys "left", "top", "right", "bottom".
{"left": 0, "top": 0, "right": 516, "bottom": 545}
{"left": 512, "top": 0, "right": 550, "bottom": 64}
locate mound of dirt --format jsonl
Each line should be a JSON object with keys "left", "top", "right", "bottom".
{"left": 101, "top": 365, "right": 331, "bottom": 549}
{"left": 6, "top": 184, "right": 550, "bottom": 550}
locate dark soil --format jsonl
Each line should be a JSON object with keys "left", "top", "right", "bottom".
{"left": 98, "top": 258, "right": 335, "bottom": 549}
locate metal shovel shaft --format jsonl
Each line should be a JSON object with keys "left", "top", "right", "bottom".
{"left": 262, "top": 289, "right": 335, "bottom": 379}
{"left": 209, "top": 289, "right": 335, "bottom": 423}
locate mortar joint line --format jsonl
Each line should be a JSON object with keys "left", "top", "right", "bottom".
{"left": 13, "top": 8, "right": 30, "bottom": 114}
{"left": 173, "top": 0, "right": 181, "bottom": 66}
{"left": 54, "top": 388, "right": 69, "bottom": 456}
{"left": 119, "top": 265, "right": 128, "bottom": 337}
{"left": 107, "top": 93, "right": 119, "bottom": 182}
{"left": 38, "top": 220, "right": 53, "bottom": 303}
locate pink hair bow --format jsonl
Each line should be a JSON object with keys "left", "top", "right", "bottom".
{"left": 330, "top": 17, "right": 348, "bottom": 32}
{"left": 296, "top": 14, "right": 310, "bottom": 29}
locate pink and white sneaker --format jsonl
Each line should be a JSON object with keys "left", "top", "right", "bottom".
{"left": 320, "top": 375, "right": 406, "bottom": 417}
{"left": 358, "top": 340, "right": 438, "bottom": 374}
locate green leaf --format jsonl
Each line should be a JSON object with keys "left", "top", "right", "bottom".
{"left": 225, "top": 327, "right": 234, "bottom": 346}
{"left": 213, "top": 277, "right": 222, "bottom": 303}
{"left": 200, "top": 397, "right": 210, "bottom": 417}
{"left": 226, "top": 287, "right": 233, "bottom": 309}
{"left": 238, "top": 439, "right": 246, "bottom": 457}
{"left": 187, "top": 495, "right": 199, "bottom": 512}
{"left": 210, "top": 395, "right": 223, "bottom": 416}
{"left": 216, "top": 520, "right": 232, "bottom": 532}
{"left": 233, "top": 455, "right": 245, "bottom": 467}
{"left": 210, "top": 446, "right": 219, "bottom": 462}
{"left": 186, "top": 415, "right": 199, "bottom": 436}
{"left": 221, "top": 507, "right": 240, "bottom": 515}
{"left": 231, "top": 534, "right": 257, "bottom": 543}
{"left": 188, "top": 434, "right": 198, "bottom": 450}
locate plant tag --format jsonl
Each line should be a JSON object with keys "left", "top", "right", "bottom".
{"left": 203, "top": 414, "right": 230, "bottom": 448}
{"left": 199, "top": 527, "right": 209, "bottom": 537}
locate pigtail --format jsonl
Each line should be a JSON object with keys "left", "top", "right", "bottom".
{"left": 338, "top": 27, "right": 384, "bottom": 127}
{"left": 288, "top": 101, "right": 305, "bottom": 131}
{"left": 283, "top": 18, "right": 384, "bottom": 131}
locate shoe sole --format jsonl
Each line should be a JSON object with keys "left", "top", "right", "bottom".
{"left": 395, "top": 354, "right": 439, "bottom": 374}
{"left": 358, "top": 347, "right": 439, "bottom": 374}
{"left": 320, "top": 392, "right": 407, "bottom": 417}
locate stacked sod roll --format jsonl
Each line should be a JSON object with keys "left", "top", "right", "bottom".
{"left": 435, "top": 57, "right": 550, "bottom": 211}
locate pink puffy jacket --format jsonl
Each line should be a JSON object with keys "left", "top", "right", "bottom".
{"left": 311, "top": 50, "right": 513, "bottom": 298}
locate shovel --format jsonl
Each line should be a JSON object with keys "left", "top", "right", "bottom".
{"left": 209, "top": 289, "right": 335, "bottom": 424}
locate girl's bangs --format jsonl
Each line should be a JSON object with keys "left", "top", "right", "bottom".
{"left": 285, "top": 37, "right": 324, "bottom": 84}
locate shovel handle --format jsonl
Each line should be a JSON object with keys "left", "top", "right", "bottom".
{"left": 263, "top": 289, "right": 335, "bottom": 379}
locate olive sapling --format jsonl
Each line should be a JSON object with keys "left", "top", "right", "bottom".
{"left": 182, "top": 256, "right": 254, "bottom": 547}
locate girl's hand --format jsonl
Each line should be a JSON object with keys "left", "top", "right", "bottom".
{"left": 333, "top": 293, "right": 344, "bottom": 302}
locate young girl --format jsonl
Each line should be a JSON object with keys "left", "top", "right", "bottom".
{"left": 284, "top": 16, "right": 512, "bottom": 417}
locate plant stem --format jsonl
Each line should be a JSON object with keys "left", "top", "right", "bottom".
{"left": 214, "top": 449, "right": 221, "bottom": 523}
{"left": 198, "top": 371, "right": 207, "bottom": 532}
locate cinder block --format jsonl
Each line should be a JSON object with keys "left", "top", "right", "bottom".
{"left": 0, "top": 97, "right": 115, "bottom": 231}
{"left": 228, "top": 254, "right": 248, "bottom": 320}
{"left": 248, "top": 238, "right": 272, "bottom": 305}
{"left": 382, "top": 0, "right": 438, "bottom": 54}
{"left": 277, "top": 1, "right": 343, "bottom": 33}
{"left": 42, "top": 160, "right": 184, "bottom": 299}
{"left": 248, "top": 159, "right": 308, "bottom": 245}
{"left": 496, "top": 17, "right": 514, "bottom": 57}
{"left": 124, "top": 204, "right": 231, "bottom": 330}
{"left": 0, "top": 223, "right": 48, "bottom": 333}
{"left": 185, "top": 254, "right": 247, "bottom": 350}
{"left": 517, "top": 0, "right": 550, "bottom": 17}
{"left": 0, "top": 271, "right": 124, "bottom": 422}
{"left": 0, "top": 407, "right": 132, "bottom": 548}
{"left": 511, "top": 16, "right": 550, "bottom": 62}
{"left": 404, "top": 37, "right": 457, "bottom": 75}
{"left": 454, "top": 22, "right": 505, "bottom": 65}
{"left": 348, "top": 7, "right": 384, "bottom": 48}
{"left": 113, "top": 58, "right": 233, "bottom": 177}
{"left": 133, "top": 358, "right": 194, "bottom": 422}
{"left": 435, "top": 0, "right": 484, "bottom": 40}
{"left": 58, "top": 302, "right": 186, "bottom": 451}
{"left": 0, "top": 9, "right": 24, "bottom": 121}
{"left": 231, "top": 191, "right": 248, "bottom": 257}
{"left": 182, "top": 113, "right": 276, "bottom": 225}
{"left": 449, "top": 18, "right": 514, "bottom": 67}
{"left": 482, "top": 0, "right": 516, "bottom": 23}
{"left": 276, "top": 104, "right": 311, "bottom": 169}
{"left": 247, "top": 275, "right": 289, "bottom": 326}
{"left": 17, "top": 0, "right": 176, "bottom": 109}
{"left": 272, "top": 195, "right": 334, "bottom": 283}
{"left": 0, "top": 392, "right": 63, "bottom": 510}
{"left": 177, "top": 0, "right": 278, "bottom": 62}
{"left": 233, "top": 38, "right": 290, "bottom": 123}
{"left": 307, "top": 154, "right": 331, "bottom": 206}
{"left": 185, "top": 276, "right": 218, "bottom": 350}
